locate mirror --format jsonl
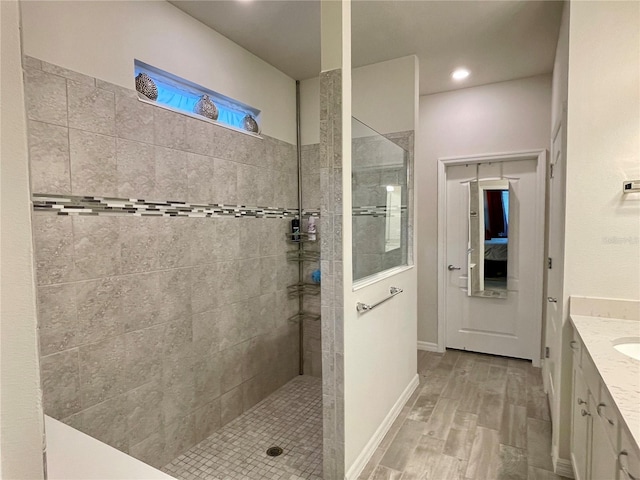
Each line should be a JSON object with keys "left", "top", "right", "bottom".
{"left": 352, "top": 117, "right": 409, "bottom": 282}
{"left": 468, "top": 179, "right": 510, "bottom": 298}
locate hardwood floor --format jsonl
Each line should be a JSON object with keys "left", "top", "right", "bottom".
{"left": 358, "top": 350, "right": 569, "bottom": 480}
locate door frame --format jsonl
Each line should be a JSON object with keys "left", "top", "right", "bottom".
{"left": 436, "top": 149, "right": 547, "bottom": 365}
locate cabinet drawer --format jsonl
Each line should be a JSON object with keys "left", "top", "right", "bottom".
{"left": 619, "top": 428, "right": 640, "bottom": 480}
{"left": 597, "top": 384, "right": 620, "bottom": 451}
{"left": 570, "top": 329, "right": 582, "bottom": 366}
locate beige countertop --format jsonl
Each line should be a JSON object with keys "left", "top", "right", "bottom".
{"left": 570, "top": 313, "right": 640, "bottom": 454}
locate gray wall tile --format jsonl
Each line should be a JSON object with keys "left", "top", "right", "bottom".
{"left": 155, "top": 146, "right": 188, "bottom": 201}
{"left": 125, "top": 325, "right": 164, "bottom": 390}
{"left": 154, "top": 108, "right": 186, "bottom": 151}
{"left": 37, "top": 283, "right": 78, "bottom": 355}
{"left": 22, "top": 55, "right": 42, "bottom": 70}
{"left": 192, "top": 310, "right": 221, "bottom": 358}
{"left": 116, "top": 138, "right": 156, "bottom": 199}
{"left": 164, "top": 414, "right": 196, "bottom": 464}
{"left": 67, "top": 80, "right": 115, "bottom": 136}
{"left": 126, "top": 381, "right": 164, "bottom": 446}
{"left": 115, "top": 94, "right": 154, "bottom": 144}
{"left": 194, "top": 398, "right": 221, "bottom": 443}
{"left": 23, "top": 68, "right": 68, "bottom": 126}
{"left": 79, "top": 335, "right": 127, "bottom": 408}
{"left": 40, "top": 349, "right": 81, "bottom": 419}
{"left": 28, "top": 120, "right": 70, "bottom": 194}
{"left": 186, "top": 152, "right": 215, "bottom": 204}
{"left": 67, "top": 278, "right": 114, "bottom": 343}
{"left": 213, "top": 158, "right": 238, "bottom": 205}
{"left": 76, "top": 393, "right": 129, "bottom": 452}
{"left": 72, "top": 216, "right": 120, "bottom": 280}
{"left": 121, "top": 271, "right": 161, "bottom": 332}
{"left": 69, "top": 128, "right": 117, "bottom": 197}
{"left": 42, "top": 61, "right": 95, "bottom": 85}
{"left": 129, "top": 429, "right": 166, "bottom": 469}
{"left": 157, "top": 218, "right": 191, "bottom": 269}
{"left": 184, "top": 116, "right": 215, "bottom": 155}
{"left": 194, "top": 352, "right": 222, "bottom": 407}
{"left": 119, "top": 216, "right": 158, "bottom": 274}
{"left": 237, "top": 163, "right": 259, "bottom": 206}
{"left": 31, "top": 213, "right": 75, "bottom": 285}
{"left": 220, "top": 386, "right": 243, "bottom": 426}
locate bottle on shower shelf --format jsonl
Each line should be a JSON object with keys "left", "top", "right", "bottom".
{"left": 291, "top": 218, "right": 300, "bottom": 242}
{"left": 307, "top": 216, "right": 317, "bottom": 242}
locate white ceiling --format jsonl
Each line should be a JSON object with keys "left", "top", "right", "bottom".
{"left": 170, "top": 0, "right": 563, "bottom": 96}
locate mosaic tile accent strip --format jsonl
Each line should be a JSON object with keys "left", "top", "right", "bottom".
{"left": 163, "top": 375, "right": 322, "bottom": 480}
{"left": 33, "top": 193, "right": 320, "bottom": 219}
{"left": 352, "top": 205, "right": 408, "bottom": 217}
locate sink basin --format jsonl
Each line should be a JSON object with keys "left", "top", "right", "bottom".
{"left": 613, "top": 337, "right": 640, "bottom": 361}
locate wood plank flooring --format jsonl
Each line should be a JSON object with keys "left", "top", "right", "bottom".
{"left": 358, "top": 350, "right": 569, "bottom": 480}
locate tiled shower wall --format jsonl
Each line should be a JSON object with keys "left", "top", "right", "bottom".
{"left": 25, "top": 57, "right": 301, "bottom": 468}
{"left": 301, "top": 144, "right": 322, "bottom": 377}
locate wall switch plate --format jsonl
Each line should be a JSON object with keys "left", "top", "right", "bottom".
{"left": 623, "top": 180, "right": 640, "bottom": 193}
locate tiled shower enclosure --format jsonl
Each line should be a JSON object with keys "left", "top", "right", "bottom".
{"left": 26, "top": 56, "right": 319, "bottom": 468}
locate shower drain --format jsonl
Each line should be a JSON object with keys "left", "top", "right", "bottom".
{"left": 266, "top": 446, "right": 283, "bottom": 457}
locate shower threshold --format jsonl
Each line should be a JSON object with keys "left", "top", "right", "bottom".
{"left": 163, "top": 375, "right": 322, "bottom": 480}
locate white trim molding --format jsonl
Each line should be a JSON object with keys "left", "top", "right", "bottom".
{"left": 345, "top": 374, "right": 419, "bottom": 480}
{"left": 417, "top": 341, "right": 441, "bottom": 352}
{"left": 437, "top": 149, "right": 547, "bottom": 367}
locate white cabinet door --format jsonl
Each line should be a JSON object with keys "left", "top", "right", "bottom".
{"left": 591, "top": 403, "right": 618, "bottom": 480}
{"left": 572, "top": 365, "right": 591, "bottom": 480}
{"left": 619, "top": 428, "right": 640, "bottom": 480}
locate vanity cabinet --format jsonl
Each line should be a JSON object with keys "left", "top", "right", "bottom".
{"left": 570, "top": 330, "right": 640, "bottom": 480}
{"left": 571, "top": 364, "right": 591, "bottom": 480}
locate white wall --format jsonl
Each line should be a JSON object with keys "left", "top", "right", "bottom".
{"left": 342, "top": 56, "right": 419, "bottom": 473}
{"left": 564, "top": 1, "right": 640, "bottom": 302}
{"left": 20, "top": 0, "right": 296, "bottom": 144}
{"left": 418, "top": 75, "right": 552, "bottom": 344}
{"left": 0, "top": 1, "right": 45, "bottom": 477}
{"left": 300, "top": 55, "right": 418, "bottom": 145}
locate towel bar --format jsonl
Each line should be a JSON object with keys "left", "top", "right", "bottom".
{"left": 356, "top": 287, "right": 403, "bottom": 313}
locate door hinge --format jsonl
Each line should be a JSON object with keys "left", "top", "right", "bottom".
{"left": 548, "top": 257, "right": 552, "bottom": 269}
{"left": 550, "top": 163, "right": 554, "bottom": 179}
{"left": 545, "top": 346, "right": 550, "bottom": 358}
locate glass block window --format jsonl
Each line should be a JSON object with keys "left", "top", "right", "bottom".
{"left": 134, "top": 60, "right": 261, "bottom": 134}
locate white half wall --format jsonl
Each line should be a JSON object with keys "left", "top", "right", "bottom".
{"left": 20, "top": 0, "right": 296, "bottom": 144}
{"left": 300, "top": 55, "right": 418, "bottom": 145}
{"left": 563, "top": 1, "right": 640, "bottom": 302}
{"left": 0, "top": 1, "right": 45, "bottom": 477}
{"left": 342, "top": 56, "right": 419, "bottom": 474}
{"left": 418, "top": 74, "right": 552, "bottom": 344}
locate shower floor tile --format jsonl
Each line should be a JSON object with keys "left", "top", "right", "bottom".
{"left": 163, "top": 375, "right": 323, "bottom": 480}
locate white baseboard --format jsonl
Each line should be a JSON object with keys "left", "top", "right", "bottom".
{"left": 555, "top": 456, "right": 575, "bottom": 478}
{"left": 417, "top": 341, "right": 440, "bottom": 352}
{"left": 345, "top": 374, "right": 420, "bottom": 480}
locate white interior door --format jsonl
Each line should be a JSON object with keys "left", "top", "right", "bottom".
{"left": 544, "top": 118, "right": 566, "bottom": 431}
{"left": 442, "top": 155, "right": 544, "bottom": 363}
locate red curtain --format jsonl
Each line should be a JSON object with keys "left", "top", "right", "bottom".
{"left": 485, "top": 190, "right": 505, "bottom": 238}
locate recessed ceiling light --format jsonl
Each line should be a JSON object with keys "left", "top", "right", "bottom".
{"left": 452, "top": 68, "right": 470, "bottom": 81}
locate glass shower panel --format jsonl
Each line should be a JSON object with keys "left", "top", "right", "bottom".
{"left": 352, "top": 117, "right": 409, "bottom": 282}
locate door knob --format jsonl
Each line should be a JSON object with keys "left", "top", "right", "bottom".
{"left": 547, "top": 297, "right": 558, "bottom": 303}
{"left": 448, "top": 265, "right": 461, "bottom": 271}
